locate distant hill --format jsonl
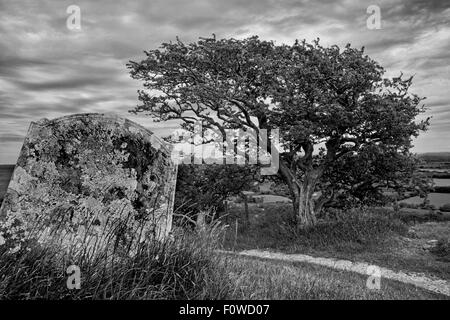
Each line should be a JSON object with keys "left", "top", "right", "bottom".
{"left": 418, "top": 152, "right": 450, "bottom": 163}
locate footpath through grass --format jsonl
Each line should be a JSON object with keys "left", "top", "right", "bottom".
{"left": 221, "top": 254, "right": 448, "bottom": 300}
{"left": 0, "top": 205, "right": 447, "bottom": 300}
{"left": 222, "top": 203, "right": 450, "bottom": 280}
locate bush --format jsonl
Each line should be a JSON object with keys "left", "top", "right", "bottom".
{"left": 395, "top": 210, "right": 450, "bottom": 223}
{"left": 174, "top": 164, "right": 257, "bottom": 219}
{"left": 439, "top": 203, "right": 450, "bottom": 212}
{"left": 433, "top": 186, "right": 450, "bottom": 193}
{"left": 0, "top": 223, "right": 231, "bottom": 300}
{"left": 430, "top": 239, "right": 450, "bottom": 262}
{"left": 399, "top": 202, "right": 420, "bottom": 209}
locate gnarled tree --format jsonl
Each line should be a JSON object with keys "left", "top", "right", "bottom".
{"left": 128, "top": 35, "right": 429, "bottom": 228}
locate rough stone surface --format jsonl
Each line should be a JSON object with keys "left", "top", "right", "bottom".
{"left": 0, "top": 113, "right": 177, "bottom": 255}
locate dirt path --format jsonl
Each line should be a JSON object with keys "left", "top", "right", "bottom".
{"left": 221, "top": 249, "right": 450, "bottom": 297}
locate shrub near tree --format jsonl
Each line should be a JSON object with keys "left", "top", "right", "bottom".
{"left": 174, "top": 164, "right": 258, "bottom": 226}
{"left": 129, "top": 35, "right": 429, "bottom": 228}
{"left": 320, "top": 148, "right": 433, "bottom": 209}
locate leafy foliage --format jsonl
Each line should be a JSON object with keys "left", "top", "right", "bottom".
{"left": 319, "top": 146, "right": 433, "bottom": 208}
{"left": 128, "top": 35, "right": 429, "bottom": 226}
{"left": 175, "top": 164, "right": 257, "bottom": 219}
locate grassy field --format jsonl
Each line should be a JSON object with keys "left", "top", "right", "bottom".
{"left": 222, "top": 254, "right": 447, "bottom": 299}
{"left": 401, "top": 192, "right": 450, "bottom": 208}
{"left": 222, "top": 203, "right": 450, "bottom": 280}
{"left": 0, "top": 220, "right": 445, "bottom": 300}
{"left": 1, "top": 165, "right": 448, "bottom": 299}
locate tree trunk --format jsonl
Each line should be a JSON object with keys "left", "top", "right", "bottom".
{"left": 293, "top": 172, "right": 318, "bottom": 228}
{"left": 279, "top": 161, "right": 319, "bottom": 229}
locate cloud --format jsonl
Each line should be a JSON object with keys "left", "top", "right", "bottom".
{"left": 0, "top": 0, "right": 449, "bottom": 163}
{"left": 0, "top": 133, "right": 25, "bottom": 143}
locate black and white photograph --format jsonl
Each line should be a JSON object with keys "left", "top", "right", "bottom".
{"left": 0, "top": 0, "right": 449, "bottom": 308}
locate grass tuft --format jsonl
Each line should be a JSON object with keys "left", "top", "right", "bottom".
{"left": 222, "top": 204, "right": 408, "bottom": 253}
{"left": 0, "top": 223, "right": 231, "bottom": 300}
{"left": 431, "top": 239, "right": 450, "bottom": 262}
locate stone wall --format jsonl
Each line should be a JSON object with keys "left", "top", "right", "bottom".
{"left": 0, "top": 113, "right": 177, "bottom": 255}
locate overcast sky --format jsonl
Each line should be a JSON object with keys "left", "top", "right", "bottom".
{"left": 0, "top": 0, "right": 449, "bottom": 163}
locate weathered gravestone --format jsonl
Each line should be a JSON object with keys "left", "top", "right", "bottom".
{"left": 0, "top": 113, "right": 177, "bottom": 255}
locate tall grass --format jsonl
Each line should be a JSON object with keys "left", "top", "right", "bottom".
{"left": 222, "top": 204, "right": 408, "bottom": 253}
{"left": 0, "top": 222, "right": 231, "bottom": 300}
{"left": 290, "top": 209, "right": 408, "bottom": 249}
{"left": 223, "top": 255, "right": 446, "bottom": 300}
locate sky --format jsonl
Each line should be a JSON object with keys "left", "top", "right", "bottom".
{"left": 0, "top": 0, "right": 449, "bottom": 163}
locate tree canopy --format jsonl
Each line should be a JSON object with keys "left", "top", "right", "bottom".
{"left": 128, "top": 35, "right": 429, "bottom": 227}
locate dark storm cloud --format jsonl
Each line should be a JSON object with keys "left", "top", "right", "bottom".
{"left": 0, "top": 57, "right": 51, "bottom": 75}
{"left": 12, "top": 77, "right": 110, "bottom": 91}
{"left": 0, "top": 0, "right": 449, "bottom": 163}
{"left": 385, "top": 0, "right": 450, "bottom": 16}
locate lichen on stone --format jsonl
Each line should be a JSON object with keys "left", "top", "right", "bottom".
{"left": 0, "top": 114, "right": 177, "bottom": 256}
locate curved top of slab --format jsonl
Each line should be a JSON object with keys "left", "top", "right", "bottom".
{"left": 32, "top": 113, "right": 172, "bottom": 155}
